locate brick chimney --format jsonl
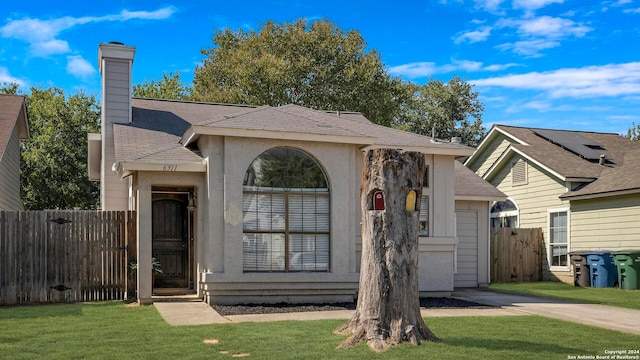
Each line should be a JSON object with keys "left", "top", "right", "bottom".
{"left": 98, "top": 42, "right": 135, "bottom": 210}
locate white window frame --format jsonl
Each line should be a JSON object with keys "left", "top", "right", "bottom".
{"left": 490, "top": 198, "right": 520, "bottom": 228}
{"left": 548, "top": 208, "right": 570, "bottom": 271}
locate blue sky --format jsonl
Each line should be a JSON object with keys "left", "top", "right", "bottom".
{"left": 1, "top": 0, "right": 639, "bottom": 135}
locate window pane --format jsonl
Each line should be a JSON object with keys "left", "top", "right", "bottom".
{"left": 244, "top": 147, "right": 328, "bottom": 189}
{"left": 289, "top": 194, "right": 329, "bottom": 232}
{"left": 243, "top": 233, "right": 285, "bottom": 271}
{"left": 289, "top": 234, "right": 329, "bottom": 271}
{"left": 419, "top": 195, "right": 429, "bottom": 236}
{"left": 551, "top": 245, "right": 568, "bottom": 267}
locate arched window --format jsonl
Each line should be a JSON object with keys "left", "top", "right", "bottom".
{"left": 490, "top": 199, "right": 519, "bottom": 228}
{"left": 242, "top": 147, "right": 330, "bottom": 272}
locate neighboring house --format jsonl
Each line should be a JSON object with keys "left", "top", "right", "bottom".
{"left": 465, "top": 124, "right": 640, "bottom": 282}
{"left": 89, "top": 42, "right": 503, "bottom": 305}
{"left": 0, "top": 94, "right": 29, "bottom": 211}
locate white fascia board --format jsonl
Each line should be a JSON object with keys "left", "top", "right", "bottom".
{"left": 455, "top": 195, "right": 507, "bottom": 202}
{"left": 561, "top": 187, "right": 640, "bottom": 201}
{"left": 180, "top": 126, "right": 198, "bottom": 146}
{"left": 483, "top": 146, "right": 566, "bottom": 182}
{"left": 465, "top": 126, "right": 529, "bottom": 166}
{"left": 186, "top": 125, "right": 375, "bottom": 145}
{"left": 115, "top": 160, "right": 206, "bottom": 178}
{"left": 361, "top": 144, "right": 475, "bottom": 157}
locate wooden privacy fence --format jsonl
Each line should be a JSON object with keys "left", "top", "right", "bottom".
{"left": 0, "top": 210, "right": 136, "bottom": 305}
{"left": 490, "top": 227, "right": 543, "bottom": 283}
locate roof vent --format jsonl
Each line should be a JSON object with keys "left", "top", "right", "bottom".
{"left": 451, "top": 137, "right": 462, "bottom": 144}
{"left": 108, "top": 41, "right": 125, "bottom": 46}
{"left": 599, "top": 154, "right": 606, "bottom": 165}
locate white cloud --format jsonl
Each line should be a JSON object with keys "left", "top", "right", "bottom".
{"left": 388, "top": 62, "right": 438, "bottom": 78}
{"left": 623, "top": 7, "right": 640, "bottom": 13}
{"left": 0, "top": 6, "right": 177, "bottom": 57}
{"left": 512, "top": 0, "right": 564, "bottom": 11}
{"left": 474, "top": 0, "right": 506, "bottom": 13}
{"left": 453, "top": 26, "right": 492, "bottom": 44}
{"left": 66, "top": 55, "right": 95, "bottom": 78}
{"left": 31, "top": 39, "right": 71, "bottom": 56}
{"left": 0, "top": 66, "right": 25, "bottom": 86}
{"left": 497, "top": 39, "right": 560, "bottom": 57}
{"left": 389, "top": 60, "right": 518, "bottom": 78}
{"left": 472, "top": 62, "right": 640, "bottom": 98}
{"left": 515, "top": 16, "right": 592, "bottom": 38}
{"left": 493, "top": 16, "right": 591, "bottom": 57}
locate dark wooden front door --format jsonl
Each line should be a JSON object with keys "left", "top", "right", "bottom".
{"left": 152, "top": 193, "right": 189, "bottom": 288}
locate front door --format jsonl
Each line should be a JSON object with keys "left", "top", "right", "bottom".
{"left": 152, "top": 193, "right": 189, "bottom": 289}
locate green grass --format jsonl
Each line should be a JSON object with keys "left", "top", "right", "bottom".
{"left": 1, "top": 301, "right": 638, "bottom": 359}
{"left": 489, "top": 281, "right": 640, "bottom": 310}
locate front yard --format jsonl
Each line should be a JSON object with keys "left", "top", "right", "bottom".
{"left": 1, "top": 301, "right": 638, "bottom": 359}
{"left": 490, "top": 281, "right": 640, "bottom": 310}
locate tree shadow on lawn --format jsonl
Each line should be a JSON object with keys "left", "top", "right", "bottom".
{"left": 0, "top": 302, "right": 86, "bottom": 320}
{"left": 442, "top": 337, "right": 583, "bottom": 356}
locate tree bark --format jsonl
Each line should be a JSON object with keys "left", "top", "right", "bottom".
{"left": 335, "top": 148, "right": 439, "bottom": 352}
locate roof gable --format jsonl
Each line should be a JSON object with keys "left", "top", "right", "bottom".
{"left": 468, "top": 124, "right": 640, "bottom": 199}
{"left": 0, "top": 94, "right": 29, "bottom": 160}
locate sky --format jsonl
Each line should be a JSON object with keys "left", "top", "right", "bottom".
{"left": 1, "top": 0, "right": 639, "bottom": 135}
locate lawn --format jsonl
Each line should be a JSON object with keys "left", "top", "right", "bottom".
{"left": 489, "top": 281, "right": 640, "bottom": 310}
{"left": 1, "top": 301, "right": 638, "bottom": 359}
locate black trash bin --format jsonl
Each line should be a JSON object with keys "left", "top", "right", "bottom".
{"left": 570, "top": 251, "right": 590, "bottom": 287}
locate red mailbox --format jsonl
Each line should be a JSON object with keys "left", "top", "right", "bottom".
{"left": 373, "top": 191, "right": 385, "bottom": 210}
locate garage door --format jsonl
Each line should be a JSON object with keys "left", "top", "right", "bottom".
{"left": 455, "top": 210, "right": 479, "bottom": 287}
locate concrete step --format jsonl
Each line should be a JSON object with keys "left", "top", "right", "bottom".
{"left": 152, "top": 289, "right": 200, "bottom": 302}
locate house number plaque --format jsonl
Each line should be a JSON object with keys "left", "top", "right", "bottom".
{"left": 162, "top": 164, "right": 178, "bottom": 171}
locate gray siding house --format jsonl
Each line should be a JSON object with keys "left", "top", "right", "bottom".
{"left": 0, "top": 94, "right": 29, "bottom": 210}
{"left": 89, "top": 42, "right": 503, "bottom": 305}
{"left": 465, "top": 124, "right": 640, "bottom": 282}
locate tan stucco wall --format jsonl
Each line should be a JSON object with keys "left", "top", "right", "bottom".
{"left": 193, "top": 137, "right": 460, "bottom": 304}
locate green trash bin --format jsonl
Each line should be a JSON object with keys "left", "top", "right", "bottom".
{"left": 613, "top": 250, "right": 640, "bottom": 290}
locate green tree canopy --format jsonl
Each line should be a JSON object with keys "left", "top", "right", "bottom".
{"left": 396, "top": 76, "right": 485, "bottom": 147}
{"left": 627, "top": 122, "right": 639, "bottom": 142}
{"left": 4, "top": 86, "right": 101, "bottom": 210}
{"left": 133, "top": 72, "right": 190, "bottom": 100}
{"left": 191, "top": 18, "right": 408, "bottom": 127}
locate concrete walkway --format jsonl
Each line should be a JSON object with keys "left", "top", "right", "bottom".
{"left": 153, "top": 289, "right": 640, "bottom": 336}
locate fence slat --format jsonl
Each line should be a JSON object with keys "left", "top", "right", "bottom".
{"left": 0, "top": 210, "right": 136, "bottom": 305}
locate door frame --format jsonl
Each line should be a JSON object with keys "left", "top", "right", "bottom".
{"left": 151, "top": 187, "right": 196, "bottom": 292}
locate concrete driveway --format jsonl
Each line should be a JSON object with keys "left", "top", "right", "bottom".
{"left": 453, "top": 288, "right": 640, "bottom": 336}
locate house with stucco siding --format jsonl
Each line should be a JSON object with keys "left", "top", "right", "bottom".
{"left": 0, "top": 94, "right": 29, "bottom": 211}
{"left": 89, "top": 42, "right": 504, "bottom": 305}
{"left": 465, "top": 124, "right": 640, "bottom": 282}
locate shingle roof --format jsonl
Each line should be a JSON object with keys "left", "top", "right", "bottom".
{"left": 454, "top": 161, "right": 506, "bottom": 200}
{"left": 490, "top": 125, "right": 640, "bottom": 198}
{"left": 0, "top": 94, "right": 28, "bottom": 160}
{"left": 114, "top": 98, "right": 474, "bottom": 164}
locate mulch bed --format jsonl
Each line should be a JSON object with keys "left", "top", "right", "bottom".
{"left": 212, "top": 297, "right": 493, "bottom": 316}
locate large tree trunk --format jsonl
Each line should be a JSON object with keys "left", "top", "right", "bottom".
{"left": 336, "top": 148, "right": 439, "bottom": 352}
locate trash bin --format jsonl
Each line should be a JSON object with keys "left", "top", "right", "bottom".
{"left": 569, "top": 251, "right": 590, "bottom": 287}
{"left": 586, "top": 251, "right": 617, "bottom": 288}
{"left": 613, "top": 251, "right": 640, "bottom": 290}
